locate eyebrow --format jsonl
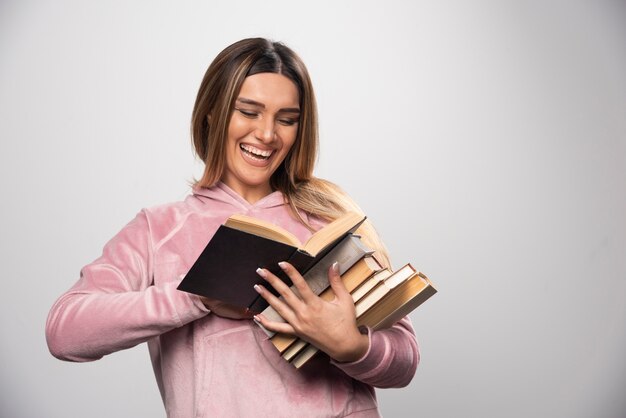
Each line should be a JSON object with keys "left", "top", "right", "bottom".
{"left": 236, "top": 97, "right": 300, "bottom": 113}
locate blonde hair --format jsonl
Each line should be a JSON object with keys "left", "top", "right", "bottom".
{"left": 191, "top": 38, "right": 391, "bottom": 268}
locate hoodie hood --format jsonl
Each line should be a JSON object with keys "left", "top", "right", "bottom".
{"left": 192, "top": 182, "right": 288, "bottom": 211}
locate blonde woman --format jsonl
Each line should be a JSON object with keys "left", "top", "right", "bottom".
{"left": 46, "top": 38, "right": 419, "bottom": 417}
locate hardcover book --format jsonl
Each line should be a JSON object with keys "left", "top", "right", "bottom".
{"left": 177, "top": 211, "right": 366, "bottom": 315}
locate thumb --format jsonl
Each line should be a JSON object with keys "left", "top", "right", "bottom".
{"left": 328, "top": 262, "right": 351, "bottom": 302}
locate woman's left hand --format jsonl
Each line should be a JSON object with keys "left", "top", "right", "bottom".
{"left": 253, "top": 261, "right": 369, "bottom": 363}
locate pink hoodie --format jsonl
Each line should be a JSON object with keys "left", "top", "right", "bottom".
{"left": 46, "top": 182, "right": 419, "bottom": 417}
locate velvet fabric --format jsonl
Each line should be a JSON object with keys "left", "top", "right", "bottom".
{"left": 46, "top": 182, "right": 419, "bottom": 417}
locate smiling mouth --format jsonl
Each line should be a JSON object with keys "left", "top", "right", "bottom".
{"left": 240, "top": 144, "right": 273, "bottom": 161}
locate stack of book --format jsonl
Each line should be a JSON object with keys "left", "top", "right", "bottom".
{"left": 178, "top": 211, "right": 436, "bottom": 368}
{"left": 261, "top": 251, "right": 436, "bottom": 368}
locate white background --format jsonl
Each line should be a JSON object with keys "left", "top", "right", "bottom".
{"left": 1, "top": 1, "right": 625, "bottom": 417}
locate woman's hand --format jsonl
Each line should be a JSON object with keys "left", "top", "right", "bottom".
{"left": 199, "top": 296, "right": 255, "bottom": 320}
{"left": 253, "top": 261, "right": 369, "bottom": 363}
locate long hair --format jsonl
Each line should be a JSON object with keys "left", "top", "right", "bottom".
{"left": 191, "top": 38, "right": 391, "bottom": 267}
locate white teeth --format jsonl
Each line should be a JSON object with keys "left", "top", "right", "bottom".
{"left": 240, "top": 144, "right": 273, "bottom": 159}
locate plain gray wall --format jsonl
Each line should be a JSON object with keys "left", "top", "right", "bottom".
{"left": 1, "top": 1, "right": 625, "bottom": 417}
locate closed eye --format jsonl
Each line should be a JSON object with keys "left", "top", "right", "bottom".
{"left": 235, "top": 108, "right": 259, "bottom": 118}
{"left": 277, "top": 118, "right": 298, "bottom": 126}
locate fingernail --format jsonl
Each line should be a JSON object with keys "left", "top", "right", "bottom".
{"left": 332, "top": 261, "right": 340, "bottom": 274}
{"left": 278, "top": 261, "right": 288, "bottom": 270}
{"left": 254, "top": 284, "right": 262, "bottom": 293}
{"left": 256, "top": 268, "right": 266, "bottom": 278}
{"left": 253, "top": 315, "right": 260, "bottom": 322}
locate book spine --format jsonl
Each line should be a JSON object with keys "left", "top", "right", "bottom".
{"left": 256, "top": 234, "right": 372, "bottom": 337}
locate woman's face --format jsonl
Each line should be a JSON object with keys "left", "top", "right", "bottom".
{"left": 221, "top": 72, "right": 300, "bottom": 203}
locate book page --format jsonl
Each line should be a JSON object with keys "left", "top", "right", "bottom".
{"left": 302, "top": 211, "right": 365, "bottom": 255}
{"left": 225, "top": 214, "right": 301, "bottom": 247}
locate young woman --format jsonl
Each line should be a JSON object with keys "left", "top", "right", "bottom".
{"left": 46, "top": 38, "right": 419, "bottom": 417}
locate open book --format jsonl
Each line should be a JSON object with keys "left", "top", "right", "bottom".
{"left": 177, "top": 211, "right": 366, "bottom": 315}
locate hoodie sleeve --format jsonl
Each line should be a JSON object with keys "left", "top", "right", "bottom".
{"left": 45, "top": 210, "right": 209, "bottom": 362}
{"left": 331, "top": 316, "right": 419, "bottom": 388}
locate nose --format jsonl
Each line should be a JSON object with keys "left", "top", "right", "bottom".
{"left": 255, "top": 118, "right": 276, "bottom": 143}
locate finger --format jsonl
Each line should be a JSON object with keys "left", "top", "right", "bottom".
{"left": 253, "top": 313, "right": 296, "bottom": 335}
{"left": 256, "top": 268, "right": 304, "bottom": 308}
{"left": 277, "top": 261, "right": 317, "bottom": 302}
{"left": 253, "top": 283, "right": 297, "bottom": 323}
{"left": 327, "top": 262, "right": 352, "bottom": 303}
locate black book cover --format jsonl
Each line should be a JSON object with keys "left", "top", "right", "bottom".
{"left": 177, "top": 226, "right": 301, "bottom": 311}
{"left": 177, "top": 223, "right": 361, "bottom": 313}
